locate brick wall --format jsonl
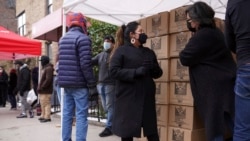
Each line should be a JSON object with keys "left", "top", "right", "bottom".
{"left": 16, "top": 0, "right": 64, "bottom": 65}
{"left": 0, "top": 0, "right": 17, "bottom": 32}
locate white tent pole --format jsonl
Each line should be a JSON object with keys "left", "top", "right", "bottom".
{"left": 60, "top": 9, "right": 67, "bottom": 141}
{"left": 60, "top": 87, "right": 64, "bottom": 141}
{"left": 62, "top": 9, "right": 66, "bottom": 36}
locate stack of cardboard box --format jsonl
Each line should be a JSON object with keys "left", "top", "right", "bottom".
{"left": 167, "top": 6, "right": 206, "bottom": 141}
{"left": 134, "top": 5, "right": 225, "bottom": 141}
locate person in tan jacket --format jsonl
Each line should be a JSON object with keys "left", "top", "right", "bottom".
{"left": 37, "top": 55, "right": 54, "bottom": 123}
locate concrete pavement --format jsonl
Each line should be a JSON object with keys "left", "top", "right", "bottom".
{"left": 0, "top": 103, "right": 120, "bottom": 141}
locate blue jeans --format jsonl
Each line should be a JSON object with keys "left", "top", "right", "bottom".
{"left": 234, "top": 64, "right": 250, "bottom": 141}
{"left": 62, "top": 88, "right": 89, "bottom": 141}
{"left": 56, "top": 85, "right": 61, "bottom": 104}
{"left": 97, "top": 84, "right": 115, "bottom": 129}
{"left": 213, "top": 136, "right": 224, "bottom": 141}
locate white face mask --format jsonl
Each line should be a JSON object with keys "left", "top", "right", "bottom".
{"left": 103, "top": 42, "right": 111, "bottom": 51}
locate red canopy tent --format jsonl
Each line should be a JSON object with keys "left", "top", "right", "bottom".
{"left": 0, "top": 26, "right": 41, "bottom": 60}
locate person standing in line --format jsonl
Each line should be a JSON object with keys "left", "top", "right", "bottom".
{"left": 37, "top": 55, "right": 54, "bottom": 123}
{"left": 54, "top": 53, "right": 61, "bottom": 104}
{"left": 109, "top": 21, "right": 163, "bottom": 141}
{"left": 225, "top": 0, "right": 250, "bottom": 140}
{"left": 31, "top": 67, "right": 39, "bottom": 111}
{"left": 8, "top": 68, "right": 17, "bottom": 110}
{"left": 0, "top": 66, "right": 9, "bottom": 108}
{"left": 92, "top": 35, "right": 115, "bottom": 137}
{"left": 58, "top": 12, "right": 97, "bottom": 141}
{"left": 14, "top": 60, "right": 32, "bottom": 118}
{"left": 179, "top": 2, "right": 236, "bottom": 141}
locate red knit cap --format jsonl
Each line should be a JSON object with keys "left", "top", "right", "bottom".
{"left": 68, "top": 12, "right": 88, "bottom": 34}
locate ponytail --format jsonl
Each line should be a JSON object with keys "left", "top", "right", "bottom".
{"left": 109, "top": 25, "right": 125, "bottom": 60}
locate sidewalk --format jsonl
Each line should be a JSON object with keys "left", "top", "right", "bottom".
{"left": 0, "top": 103, "right": 120, "bottom": 141}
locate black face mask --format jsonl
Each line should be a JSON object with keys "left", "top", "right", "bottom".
{"left": 186, "top": 21, "right": 196, "bottom": 32}
{"left": 138, "top": 33, "right": 148, "bottom": 44}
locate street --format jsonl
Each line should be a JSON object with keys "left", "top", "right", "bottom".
{"left": 0, "top": 103, "right": 120, "bottom": 141}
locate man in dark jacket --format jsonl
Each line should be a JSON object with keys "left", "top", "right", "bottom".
{"left": 58, "top": 12, "right": 96, "bottom": 141}
{"left": 37, "top": 55, "right": 54, "bottom": 123}
{"left": 14, "top": 60, "right": 32, "bottom": 118}
{"left": 92, "top": 35, "right": 115, "bottom": 137}
{"left": 225, "top": 0, "right": 250, "bottom": 140}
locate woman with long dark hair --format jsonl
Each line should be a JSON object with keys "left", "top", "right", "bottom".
{"left": 109, "top": 21, "right": 163, "bottom": 141}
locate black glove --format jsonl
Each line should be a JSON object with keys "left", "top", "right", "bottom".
{"left": 135, "top": 66, "right": 147, "bottom": 78}
{"left": 87, "top": 83, "right": 98, "bottom": 98}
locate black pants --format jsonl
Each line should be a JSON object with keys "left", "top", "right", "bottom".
{"left": 121, "top": 133, "right": 159, "bottom": 141}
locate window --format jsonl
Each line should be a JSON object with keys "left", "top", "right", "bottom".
{"left": 46, "top": 42, "right": 52, "bottom": 59}
{"left": 17, "top": 12, "right": 26, "bottom": 36}
{"left": 47, "top": 0, "right": 53, "bottom": 14}
{"left": 7, "top": 0, "right": 15, "bottom": 9}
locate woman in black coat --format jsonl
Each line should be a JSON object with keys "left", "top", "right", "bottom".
{"left": 110, "top": 22, "right": 162, "bottom": 141}
{"left": 179, "top": 2, "right": 236, "bottom": 141}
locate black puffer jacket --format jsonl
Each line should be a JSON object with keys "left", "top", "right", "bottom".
{"left": 16, "top": 64, "right": 31, "bottom": 95}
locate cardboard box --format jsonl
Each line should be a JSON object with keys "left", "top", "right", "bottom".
{"left": 169, "top": 6, "right": 189, "bottom": 34}
{"left": 169, "top": 32, "right": 192, "bottom": 57}
{"left": 168, "top": 127, "right": 206, "bottom": 141}
{"left": 170, "top": 58, "right": 189, "bottom": 81}
{"left": 155, "top": 82, "right": 169, "bottom": 104}
{"left": 156, "top": 104, "right": 168, "bottom": 126}
{"left": 158, "top": 125, "right": 168, "bottom": 141}
{"left": 168, "top": 105, "right": 204, "bottom": 130}
{"left": 147, "top": 11, "right": 169, "bottom": 38}
{"left": 169, "top": 81, "right": 194, "bottom": 106}
{"left": 149, "top": 35, "right": 169, "bottom": 59}
{"left": 154, "top": 59, "right": 169, "bottom": 82}
{"left": 139, "top": 18, "right": 147, "bottom": 34}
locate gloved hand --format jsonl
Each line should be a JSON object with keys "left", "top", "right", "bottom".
{"left": 135, "top": 66, "right": 147, "bottom": 78}
{"left": 88, "top": 83, "right": 98, "bottom": 100}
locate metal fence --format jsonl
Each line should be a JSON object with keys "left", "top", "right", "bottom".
{"left": 51, "top": 89, "right": 106, "bottom": 121}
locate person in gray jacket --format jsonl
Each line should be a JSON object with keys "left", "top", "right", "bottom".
{"left": 92, "top": 35, "right": 115, "bottom": 137}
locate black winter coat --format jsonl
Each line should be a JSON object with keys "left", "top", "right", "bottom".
{"left": 179, "top": 27, "right": 236, "bottom": 141}
{"left": 110, "top": 43, "right": 162, "bottom": 138}
{"left": 8, "top": 71, "right": 17, "bottom": 95}
{"left": 16, "top": 65, "right": 31, "bottom": 95}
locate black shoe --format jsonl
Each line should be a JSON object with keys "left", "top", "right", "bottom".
{"left": 99, "top": 128, "right": 113, "bottom": 137}
{"left": 16, "top": 114, "right": 27, "bottom": 118}
{"left": 38, "top": 117, "right": 45, "bottom": 120}
{"left": 40, "top": 119, "right": 51, "bottom": 123}
{"left": 29, "top": 111, "right": 34, "bottom": 118}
